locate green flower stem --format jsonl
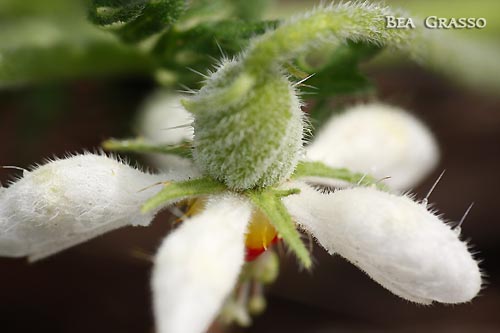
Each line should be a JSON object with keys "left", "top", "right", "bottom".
{"left": 246, "top": 188, "right": 312, "bottom": 269}
{"left": 293, "top": 161, "right": 389, "bottom": 191}
{"left": 102, "top": 138, "right": 192, "bottom": 158}
{"left": 142, "top": 177, "right": 226, "bottom": 213}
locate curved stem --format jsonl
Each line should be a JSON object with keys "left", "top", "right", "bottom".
{"left": 242, "top": 2, "right": 421, "bottom": 75}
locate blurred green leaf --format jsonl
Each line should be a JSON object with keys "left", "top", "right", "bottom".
{"left": 295, "top": 41, "right": 381, "bottom": 129}
{"left": 88, "top": 0, "right": 186, "bottom": 43}
{"left": 299, "top": 41, "right": 381, "bottom": 98}
{"left": 153, "top": 19, "right": 278, "bottom": 86}
{"left": 180, "top": 0, "right": 271, "bottom": 25}
{"left": 0, "top": 0, "right": 85, "bottom": 19}
{"left": 229, "top": 0, "right": 272, "bottom": 21}
{"left": 0, "top": 18, "right": 153, "bottom": 87}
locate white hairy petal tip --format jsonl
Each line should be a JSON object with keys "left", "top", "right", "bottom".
{"left": 0, "top": 153, "right": 184, "bottom": 261}
{"left": 137, "top": 91, "right": 194, "bottom": 145}
{"left": 283, "top": 182, "right": 482, "bottom": 304}
{"left": 152, "top": 194, "right": 252, "bottom": 333}
{"left": 137, "top": 91, "right": 195, "bottom": 171}
{"left": 306, "top": 103, "right": 439, "bottom": 190}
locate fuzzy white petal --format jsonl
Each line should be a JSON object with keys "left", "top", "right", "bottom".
{"left": 283, "top": 182, "right": 482, "bottom": 304}
{"left": 137, "top": 91, "right": 195, "bottom": 170}
{"left": 0, "top": 153, "right": 191, "bottom": 261}
{"left": 152, "top": 194, "right": 252, "bottom": 333}
{"left": 306, "top": 103, "right": 439, "bottom": 190}
{"left": 138, "top": 91, "right": 194, "bottom": 145}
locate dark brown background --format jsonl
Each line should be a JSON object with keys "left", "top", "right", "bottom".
{"left": 1, "top": 61, "right": 499, "bottom": 332}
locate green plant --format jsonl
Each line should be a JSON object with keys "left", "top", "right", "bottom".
{"left": 0, "top": 1, "right": 489, "bottom": 332}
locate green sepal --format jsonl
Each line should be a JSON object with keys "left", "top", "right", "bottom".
{"left": 292, "top": 161, "right": 389, "bottom": 191}
{"left": 246, "top": 188, "right": 312, "bottom": 269}
{"left": 102, "top": 138, "right": 192, "bottom": 158}
{"left": 88, "top": 0, "right": 186, "bottom": 43}
{"left": 142, "top": 177, "right": 226, "bottom": 213}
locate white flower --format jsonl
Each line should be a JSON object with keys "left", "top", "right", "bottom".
{"left": 0, "top": 153, "right": 482, "bottom": 333}
{"left": 0, "top": 2, "right": 485, "bottom": 332}
{"left": 147, "top": 179, "right": 481, "bottom": 332}
{"left": 306, "top": 103, "right": 439, "bottom": 190}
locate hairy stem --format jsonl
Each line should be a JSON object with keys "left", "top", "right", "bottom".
{"left": 242, "top": 2, "right": 421, "bottom": 75}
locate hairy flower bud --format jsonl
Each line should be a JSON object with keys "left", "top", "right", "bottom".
{"left": 184, "top": 60, "right": 304, "bottom": 190}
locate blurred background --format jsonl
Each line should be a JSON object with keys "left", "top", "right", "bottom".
{"left": 1, "top": 0, "right": 499, "bottom": 332}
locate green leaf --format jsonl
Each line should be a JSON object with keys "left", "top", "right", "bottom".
{"left": 296, "top": 41, "right": 381, "bottom": 131}
{"left": 88, "top": 0, "right": 186, "bottom": 43}
{"left": 0, "top": 18, "right": 152, "bottom": 87}
{"left": 180, "top": 0, "right": 271, "bottom": 24}
{"left": 88, "top": 0, "right": 147, "bottom": 26}
{"left": 247, "top": 189, "right": 312, "bottom": 269}
{"left": 153, "top": 19, "right": 278, "bottom": 86}
{"left": 102, "top": 138, "right": 192, "bottom": 158}
{"left": 0, "top": 0, "right": 85, "bottom": 19}
{"left": 228, "top": 0, "right": 271, "bottom": 21}
{"left": 142, "top": 177, "right": 226, "bottom": 213}
{"left": 300, "top": 41, "right": 381, "bottom": 97}
{"left": 292, "top": 161, "right": 389, "bottom": 191}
